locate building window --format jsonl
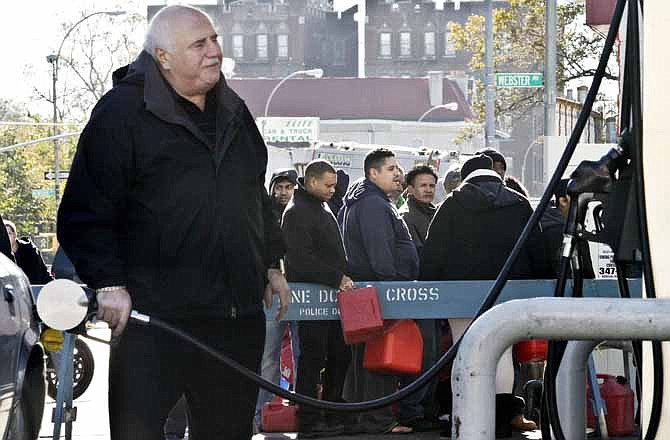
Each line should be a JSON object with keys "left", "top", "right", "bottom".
{"left": 232, "top": 34, "right": 244, "bottom": 59}
{"left": 444, "top": 30, "right": 455, "bottom": 57}
{"left": 379, "top": 32, "right": 392, "bottom": 58}
{"left": 277, "top": 34, "right": 289, "bottom": 58}
{"left": 400, "top": 31, "right": 412, "bottom": 57}
{"left": 256, "top": 34, "right": 268, "bottom": 59}
{"left": 424, "top": 31, "right": 435, "bottom": 57}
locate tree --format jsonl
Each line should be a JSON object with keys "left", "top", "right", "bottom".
{"left": 447, "top": 0, "right": 619, "bottom": 125}
{"left": 30, "top": 10, "right": 143, "bottom": 123}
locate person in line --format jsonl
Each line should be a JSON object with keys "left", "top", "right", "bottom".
{"left": 540, "top": 178, "right": 596, "bottom": 279}
{"left": 255, "top": 167, "right": 300, "bottom": 429}
{"left": 282, "top": 160, "right": 355, "bottom": 438}
{"left": 4, "top": 220, "right": 53, "bottom": 284}
{"left": 442, "top": 166, "right": 462, "bottom": 197}
{"left": 476, "top": 148, "right": 507, "bottom": 178}
{"left": 57, "top": 6, "right": 289, "bottom": 439}
{"left": 399, "top": 165, "right": 438, "bottom": 252}
{"left": 421, "top": 155, "right": 546, "bottom": 438}
{"left": 397, "top": 165, "right": 441, "bottom": 432}
{"left": 339, "top": 148, "right": 419, "bottom": 434}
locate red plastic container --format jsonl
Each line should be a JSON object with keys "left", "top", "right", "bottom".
{"left": 363, "top": 320, "right": 423, "bottom": 375}
{"left": 587, "top": 374, "right": 635, "bottom": 436}
{"left": 261, "top": 398, "right": 298, "bottom": 432}
{"left": 337, "top": 286, "right": 384, "bottom": 344}
{"left": 513, "top": 340, "right": 548, "bottom": 364}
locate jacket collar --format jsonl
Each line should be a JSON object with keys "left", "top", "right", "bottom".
{"left": 133, "top": 51, "right": 243, "bottom": 155}
{"left": 295, "top": 179, "right": 327, "bottom": 208}
{"left": 462, "top": 168, "right": 502, "bottom": 184}
{"left": 407, "top": 195, "right": 437, "bottom": 216}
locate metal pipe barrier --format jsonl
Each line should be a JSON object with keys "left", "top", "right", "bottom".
{"left": 556, "top": 340, "right": 600, "bottom": 440}
{"left": 451, "top": 297, "right": 670, "bottom": 440}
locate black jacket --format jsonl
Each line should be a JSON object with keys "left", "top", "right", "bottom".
{"left": 540, "top": 206, "right": 595, "bottom": 279}
{"left": 57, "top": 51, "right": 284, "bottom": 318}
{"left": 399, "top": 195, "right": 437, "bottom": 252}
{"left": 0, "top": 214, "right": 11, "bottom": 261}
{"left": 14, "top": 238, "right": 53, "bottom": 284}
{"left": 338, "top": 179, "right": 419, "bottom": 281}
{"left": 421, "top": 173, "right": 550, "bottom": 281}
{"left": 282, "top": 180, "right": 347, "bottom": 287}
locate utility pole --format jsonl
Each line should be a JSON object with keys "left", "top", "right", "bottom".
{"left": 357, "top": 0, "right": 366, "bottom": 78}
{"left": 544, "top": 0, "right": 557, "bottom": 136}
{"left": 484, "top": 0, "right": 496, "bottom": 148}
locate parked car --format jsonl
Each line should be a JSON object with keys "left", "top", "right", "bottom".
{"left": 0, "top": 252, "right": 45, "bottom": 440}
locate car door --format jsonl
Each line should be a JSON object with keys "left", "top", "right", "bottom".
{"left": 0, "top": 254, "right": 21, "bottom": 438}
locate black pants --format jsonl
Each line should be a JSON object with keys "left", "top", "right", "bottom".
{"left": 295, "top": 320, "right": 351, "bottom": 424}
{"left": 108, "top": 313, "right": 265, "bottom": 440}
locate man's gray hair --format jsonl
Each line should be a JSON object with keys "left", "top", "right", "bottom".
{"left": 143, "top": 5, "right": 215, "bottom": 58}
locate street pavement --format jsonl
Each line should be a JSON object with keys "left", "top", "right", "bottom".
{"left": 36, "top": 328, "right": 630, "bottom": 440}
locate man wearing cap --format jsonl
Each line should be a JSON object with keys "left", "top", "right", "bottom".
{"left": 255, "top": 166, "right": 300, "bottom": 429}
{"left": 421, "top": 154, "right": 542, "bottom": 437}
{"left": 476, "top": 148, "right": 507, "bottom": 178}
{"left": 268, "top": 168, "right": 298, "bottom": 221}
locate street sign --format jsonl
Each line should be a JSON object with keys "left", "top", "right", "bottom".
{"left": 495, "top": 73, "right": 543, "bottom": 88}
{"left": 257, "top": 117, "right": 320, "bottom": 143}
{"left": 44, "top": 171, "right": 70, "bottom": 180}
{"left": 32, "top": 188, "right": 55, "bottom": 198}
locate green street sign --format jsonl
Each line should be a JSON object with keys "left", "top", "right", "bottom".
{"left": 496, "top": 73, "right": 543, "bottom": 88}
{"left": 32, "top": 188, "right": 55, "bottom": 198}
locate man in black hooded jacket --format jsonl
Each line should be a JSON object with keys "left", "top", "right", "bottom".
{"left": 421, "top": 155, "right": 547, "bottom": 436}
{"left": 57, "top": 6, "right": 288, "bottom": 439}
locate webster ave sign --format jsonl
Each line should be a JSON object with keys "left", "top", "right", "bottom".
{"left": 495, "top": 73, "right": 544, "bottom": 88}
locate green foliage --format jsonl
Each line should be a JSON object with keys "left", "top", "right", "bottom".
{"left": 0, "top": 122, "right": 79, "bottom": 236}
{"left": 447, "top": 0, "right": 617, "bottom": 123}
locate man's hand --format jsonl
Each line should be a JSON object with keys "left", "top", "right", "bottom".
{"left": 339, "top": 274, "right": 355, "bottom": 291}
{"left": 264, "top": 268, "right": 290, "bottom": 321}
{"left": 96, "top": 287, "right": 132, "bottom": 338}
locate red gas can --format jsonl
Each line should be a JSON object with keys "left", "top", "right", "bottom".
{"left": 261, "top": 397, "right": 298, "bottom": 432}
{"left": 363, "top": 320, "right": 423, "bottom": 375}
{"left": 337, "top": 286, "right": 384, "bottom": 344}
{"left": 586, "top": 374, "right": 635, "bottom": 436}
{"left": 513, "top": 340, "right": 548, "bottom": 364}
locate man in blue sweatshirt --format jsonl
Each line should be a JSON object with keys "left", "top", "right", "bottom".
{"left": 338, "top": 148, "right": 419, "bottom": 434}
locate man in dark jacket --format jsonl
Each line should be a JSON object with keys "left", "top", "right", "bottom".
{"left": 269, "top": 168, "right": 298, "bottom": 220}
{"left": 56, "top": 6, "right": 288, "bottom": 439}
{"left": 4, "top": 221, "right": 53, "bottom": 284}
{"left": 283, "top": 160, "right": 355, "bottom": 437}
{"left": 339, "top": 148, "right": 419, "bottom": 434}
{"left": 541, "top": 179, "right": 596, "bottom": 278}
{"left": 421, "top": 155, "right": 541, "bottom": 437}
{"left": 0, "top": 214, "right": 12, "bottom": 261}
{"left": 399, "top": 165, "right": 438, "bottom": 252}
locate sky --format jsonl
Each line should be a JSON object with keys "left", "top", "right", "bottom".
{"left": 0, "top": 0, "right": 615, "bottom": 118}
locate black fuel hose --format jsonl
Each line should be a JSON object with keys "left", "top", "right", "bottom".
{"left": 128, "top": 0, "right": 627, "bottom": 415}
{"left": 620, "top": 0, "right": 663, "bottom": 437}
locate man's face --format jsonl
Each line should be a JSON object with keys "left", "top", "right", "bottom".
{"left": 4, "top": 225, "right": 16, "bottom": 245}
{"left": 306, "top": 172, "right": 337, "bottom": 202}
{"left": 159, "top": 13, "right": 223, "bottom": 96}
{"left": 408, "top": 173, "right": 437, "bottom": 205}
{"left": 369, "top": 157, "right": 401, "bottom": 195}
{"left": 273, "top": 180, "right": 295, "bottom": 206}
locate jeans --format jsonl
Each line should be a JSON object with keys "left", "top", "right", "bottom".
{"left": 108, "top": 314, "right": 265, "bottom": 440}
{"left": 255, "top": 319, "right": 300, "bottom": 425}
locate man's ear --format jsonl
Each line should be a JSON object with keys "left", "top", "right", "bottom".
{"left": 155, "top": 48, "right": 171, "bottom": 71}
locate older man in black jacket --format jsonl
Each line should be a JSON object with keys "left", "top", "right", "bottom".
{"left": 282, "top": 160, "right": 354, "bottom": 437}
{"left": 57, "top": 6, "right": 288, "bottom": 439}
